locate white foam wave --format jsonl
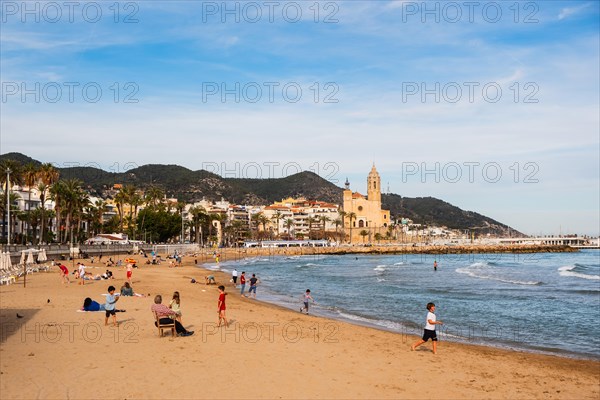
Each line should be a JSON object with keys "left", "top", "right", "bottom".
{"left": 376, "top": 278, "right": 386, "bottom": 282}
{"left": 373, "top": 265, "right": 387, "bottom": 272}
{"left": 296, "top": 263, "right": 319, "bottom": 268}
{"left": 558, "top": 265, "right": 600, "bottom": 280}
{"left": 456, "top": 265, "right": 540, "bottom": 286}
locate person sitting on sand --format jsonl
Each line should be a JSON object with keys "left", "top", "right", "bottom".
{"left": 151, "top": 295, "right": 194, "bottom": 337}
{"left": 119, "top": 282, "right": 146, "bottom": 297}
{"left": 120, "top": 281, "right": 134, "bottom": 296}
{"left": 205, "top": 275, "right": 216, "bottom": 285}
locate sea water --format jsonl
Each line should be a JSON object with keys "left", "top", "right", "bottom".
{"left": 205, "top": 250, "right": 600, "bottom": 359}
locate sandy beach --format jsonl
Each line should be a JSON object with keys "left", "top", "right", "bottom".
{"left": 1, "top": 253, "right": 598, "bottom": 400}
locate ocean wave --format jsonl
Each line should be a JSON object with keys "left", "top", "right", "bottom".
{"left": 558, "top": 265, "right": 600, "bottom": 280}
{"left": 296, "top": 263, "right": 319, "bottom": 268}
{"left": 376, "top": 278, "right": 387, "bottom": 282}
{"left": 373, "top": 265, "right": 387, "bottom": 272}
{"left": 456, "top": 263, "right": 541, "bottom": 286}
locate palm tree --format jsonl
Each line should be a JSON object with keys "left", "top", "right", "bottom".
{"left": 229, "top": 219, "right": 246, "bottom": 246}
{"left": 1, "top": 192, "right": 22, "bottom": 244}
{"left": 22, "top": 163, "right": 38, "bottom": 241}
{"left": 250, "top": 213, "right": 261, "bottom": 240}
{"left": 60, "top": 179, "right": 86, "bottom": 244}
{"left": 284, "top": 218, "right": 294, "bottom": 239}
{"left": 28, "top": 207, "right": 44, "bottom": 244}
{"left": 271, "top": 210, "right": 282, "bottom": 239}
{"left": 333, "top": 217, "right": 343, "bottom": 243}
{"left": 176, "top": 201, "right": 186, "bottom": 242}
{"left": 359, "top": 229, "right": 369, "bottom": 243}
{"left": 347, "top": 212, "right": 356, "bottom": 244}
{"left": 127, "top": 189, "right": 143, "bottom": 239}
{"left": 114, "top": 188, "right": 127, "bottom": 233}
{"left": 144, "top": 185, "right": 165, "bottom": 211}
{"left": 318, "top": 215, "right": 330, "bottom": 239}
{"left": 37, "top": 163, "right": 59, "bottom": 243}
{"left": 256, "top": 213, "right": 269, "bottom": 240}
{"left": 189, "top": 206, "right": 208, "bottom": 245}
{"left": 49, "top": 180, "right": 65, "bottom": 242}
{"left": 37, "top": 183, "right": 48, "bottom": 241}
{"left": 73, "top": 188, "right": 90, "bottom": 241}
{"left": 306, "top": 216, "right": 317, "bottom": 240}
{"left": 93, "top": 199, "right": 107, "bottom": 234}
{"left": 374, "top": 233, "right": 383, "bottom": 244}
{"left": 338, "top": 210, "right": 346, "bottom": 243}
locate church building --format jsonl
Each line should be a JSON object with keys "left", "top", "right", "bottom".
{"left": 342, "top": 165, "right": 391, "bottom": 243}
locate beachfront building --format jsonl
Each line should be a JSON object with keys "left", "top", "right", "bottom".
{"left": 261, "top": 198, "right": 340, "bottom": 240}
{"left": 342, "top": 165, "right": 391, "bottom": 244}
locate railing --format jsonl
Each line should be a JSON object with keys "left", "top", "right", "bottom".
{"left": 1, "top": 243, "right": 202, "bottom": 264}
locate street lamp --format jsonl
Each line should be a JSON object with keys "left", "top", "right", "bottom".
{"left": 6, "top": 168, "right": 11, "bottom": 246}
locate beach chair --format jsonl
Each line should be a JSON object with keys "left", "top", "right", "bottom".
{"left": 154, "top": 311, "right": 176, "bottom": 337}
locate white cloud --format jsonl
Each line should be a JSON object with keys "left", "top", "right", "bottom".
{"left": 558, "top": 3, "right": 592, "bottom": 20}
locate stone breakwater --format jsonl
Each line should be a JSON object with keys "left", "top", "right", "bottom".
{"left": 208, "top": 244, "right": 578, "bottom": 260}
{"left": 321, "top": 244, "right": 578, "bottom": 255}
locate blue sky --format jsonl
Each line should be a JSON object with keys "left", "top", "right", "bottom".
{"left": 1, "top": 0, "right": 599, "bottom": 236}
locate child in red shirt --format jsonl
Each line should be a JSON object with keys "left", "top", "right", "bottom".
{"left": 217, "top": 285, "right": 228, "bottom": 327}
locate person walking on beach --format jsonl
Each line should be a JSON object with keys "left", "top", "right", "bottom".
{"left": 217, "top": 285, "right": 228, "bottom": 327}
{"left": 411, "top": 302, "right": 443, "bottom": 354}
{"left": 232, "top": 268, "right": 238, "bottom": 285}
{"left": 240, "top": 271, "right": 246, "bottom": 297}
{"left": 104, "top": 285, "right": 120, "bottom": 327}
{"left": 300, "top": 289, "right": 314, "bottom": 315}
{"left": 248, "top": 274, "right": 259, "bottom": 299}
{"left": 433, "top": 260, "right": 438, "bottom": 271}
{"left": 126, "top": 262, "right": 133, "bottom": 284}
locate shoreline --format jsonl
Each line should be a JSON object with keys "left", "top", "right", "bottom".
{"left": 197, "top": 260, "right": 600, "bottom": 363}
{"left": 1, "top": 254, "right": 598, "bottom": 399}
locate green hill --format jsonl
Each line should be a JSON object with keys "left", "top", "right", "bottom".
{"left": 1, "top": 152, "right": 519, "bottom": 235}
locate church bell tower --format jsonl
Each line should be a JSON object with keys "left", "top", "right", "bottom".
{"left": 367, "top": 164, "right": 381, "bottom": 203}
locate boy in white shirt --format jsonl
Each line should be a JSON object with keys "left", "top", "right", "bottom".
{"left": 411, "top": 302, "right": 443, "bottom": 354}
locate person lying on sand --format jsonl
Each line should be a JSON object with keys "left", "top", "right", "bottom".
{"left": 81, "top": 297, "right": 125, "bottom": 312}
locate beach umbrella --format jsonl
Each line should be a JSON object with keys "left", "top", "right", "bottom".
{"left": 26, "top": 249, "right": 34, "bottom": 264}
{"left": 6, "top": 252, "right": 12, "bottom": 270}
{"left": 0, "top": 252, "right": 6, "bottom": 271}
{"left": 37, "top": 249, "right": 47, "bottom": 263}
{"left": 20, "top": 250, "right": 26, "bottom": 265}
